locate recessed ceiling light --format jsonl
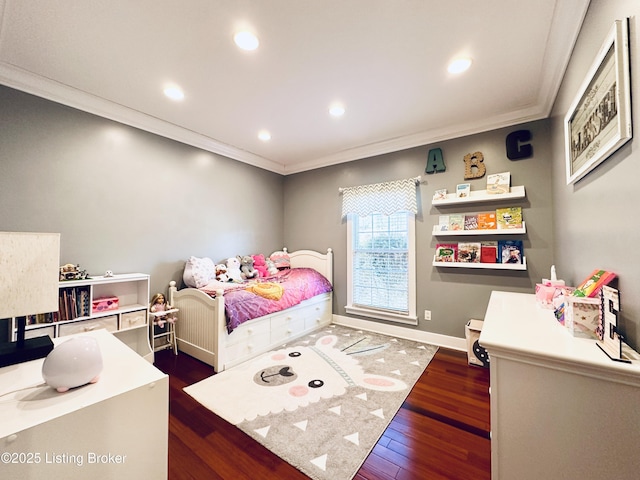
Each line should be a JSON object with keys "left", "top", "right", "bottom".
{"left": 163, "top": 85, "right": 184, "bottom": 101}
{"left": 448, "top": 57, "right": 472, "bottom": 74}
{"left": 258, "top": 130, "right": 271, "bottom": 141}
{"left": 234, "top": 31, "right": 259, "bottom": 51}
{"left": 329, "top": 104, "right": 345, "bottom": 117}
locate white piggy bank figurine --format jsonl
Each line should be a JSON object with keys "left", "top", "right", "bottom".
{"left": 42, "top": 336, "right": 103, "bottom": 393}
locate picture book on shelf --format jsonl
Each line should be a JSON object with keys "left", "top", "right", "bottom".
{"left": 498, "top": 240, "right": 523, "bottom": 264}
{"left": 433, "top": 188, "right": 447, "bottom": 201}
{"left": 448, "top": 214, "right": 465, "bottom": 231}
{"left": 437, "top": 215, "right": 449, "bottom": 232}
{"left": 458, "top": 242, "right": 481, "bottom": 263}
{"left": 496, "top": 207, "right": 523, "bottom": 229}
{"left": 464, "top": 214, "right": 478, "bottom": 230}
{"left": 456, "top": 183, "right": 470, "bottom": 198}
{"left": 573, "top": 269, "right": 616, "bottom": 297}
{"left": 477, "top": 212, "right": 497, "bottom": 229}
{"left": 435, "top": 243, "right": 457, "bottom": 262}
{"left": 486, "top": 172, "right": 510, "bottom": 194}
{"left": 480, "top": 241, "right": 498, "bottom": 263}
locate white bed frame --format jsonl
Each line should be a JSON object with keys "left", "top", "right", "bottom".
{"left": 168, "top": 248, "right": 333, "bottom": 372}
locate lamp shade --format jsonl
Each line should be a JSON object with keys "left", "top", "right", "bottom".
{"left": 0, "top": 232, "right": 60, "bottom": 318}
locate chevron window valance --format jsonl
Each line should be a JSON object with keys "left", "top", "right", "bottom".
{"left": 340, "top": 177, "right": 419, "bottom": 218}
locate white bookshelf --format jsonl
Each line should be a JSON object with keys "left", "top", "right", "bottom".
{"left": 432, "top": 256, "right": 527, "bottom": 270}
{"left": 432, "top": 222, "right": 526, "bottom": 236}
{"left": 432, "top": 185, "right": 526, "bottom": 206}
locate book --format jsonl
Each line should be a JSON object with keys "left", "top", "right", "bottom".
{"left": 477, "top": 212, "right": 497, "bottom": 230}
{"left": 480, "top": 241, "right": 498, "bottom": 263}
{"left": 433, "top": 188, "right": 447, "bottom": 201}
{"left": 448, "top": 214, "right": 465, "bottom": 231}
{"left": 498, "top": 240, "right": 523, "bottom": 264}
{"left": 464, "top": 214, "right": 478, "bottom": 230}
{"left": 435, "top": 243, "right": 457, "bottom": 262}
{"left": 456, "top": 183, "right": 471, "bottom": 198}
{"left": 573, "top": 269, "right": 616, "bottom": 298}
{"left": 486, "top": 172, "right": 510, "bottom": 194}
{"left": 496, "top": 207, "right": 523, "bottom": 229}
{"left": 437, "top": 215, "right": 450, "bottom": 232}
{"left": 458, "top": 242, "right": 481, "bottom": 263}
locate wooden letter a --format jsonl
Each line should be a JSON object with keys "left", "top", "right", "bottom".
{"left": 425, "top": 148, "right": 446, "bottom": 174}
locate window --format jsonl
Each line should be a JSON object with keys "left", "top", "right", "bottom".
{"left": 341, "top": 178, "right": 418, "bottom": 324}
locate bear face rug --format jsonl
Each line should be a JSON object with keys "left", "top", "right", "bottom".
{"left": 184, "top": 324, "right": 438, "bottom": 480}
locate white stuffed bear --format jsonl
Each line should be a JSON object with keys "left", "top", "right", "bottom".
{"left": 225, "top": 257, "right": 244, "bottom": 283}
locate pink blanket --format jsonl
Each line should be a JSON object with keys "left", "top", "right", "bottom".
{"left": 201, "top": 268, "right": 332, "bottom": 332}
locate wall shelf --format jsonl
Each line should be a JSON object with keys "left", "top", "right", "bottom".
{"left": 432, "top": 185, "right": 526, "bottom": 206}
{"left": 433, "top": 256, "right": 527, "bottom": 270}
{"left": 432, "top": 222, "right": 526, "bottom": 236}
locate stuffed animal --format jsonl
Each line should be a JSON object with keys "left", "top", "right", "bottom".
{"left": 225, "top": 257, "right": 244, "bottom": 283}
{"left": 270, "top": 250, "right": 291, "bottom": 270}
{"left": 215, "top": 263, "right": 229, "bottom": 282}
{"left": 265, "top": 258, "right": 278, "bottom": 276}
{"left": 252, "top": 254, "right": 269, "bottom": 277}
{"left": 239, "top": 255, "right": 258, "bottom": 279}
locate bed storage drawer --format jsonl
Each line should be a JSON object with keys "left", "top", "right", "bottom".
{"left": 59, "top": 315, "right": 118, "bottom": 336}
{"left": 227, "top": 319, "right": 271, "bottom": 347}
{"left": 271, "top": 311, "right": 305, "bottom": 341}
{"left": 305, "top": 303, "right": 332, "bottom": 329}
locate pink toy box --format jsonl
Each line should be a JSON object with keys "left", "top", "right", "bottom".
{"left": 92, "top": 296, "right": 119, "bottom": 313}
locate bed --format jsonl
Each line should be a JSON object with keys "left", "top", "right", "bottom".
{"left": 168, "top": 248, "right": 333, "bottom": 372}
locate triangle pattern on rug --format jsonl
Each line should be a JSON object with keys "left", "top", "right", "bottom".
{"left": 344, "top": 432, "right": 360, "bottom": 446}
{"left": 294, "top": 420, "right": 308, "bottom": 431}
{"left": 184, "top": 324, "right": 438, "bottom": 480}
{"left": 311, "top": 454, "right": 327, "bottom": 471}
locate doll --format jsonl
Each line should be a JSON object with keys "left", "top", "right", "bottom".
{"left": 149, "top": 293, "right": 177, "bottom": 328}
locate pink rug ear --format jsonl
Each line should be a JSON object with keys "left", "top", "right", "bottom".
{"left": 90, "top": 375, "right": 100, "bottom": 384}
{"left": 316, "top": 335, "right": 337, "bottom": 347}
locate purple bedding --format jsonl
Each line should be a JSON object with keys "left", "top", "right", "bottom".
{"left": 201, "top": 268, "right": 332, "bottom": 333}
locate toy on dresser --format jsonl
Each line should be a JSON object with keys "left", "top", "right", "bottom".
{"left": 149, "top": 293, "right": 177, "bottom": 328}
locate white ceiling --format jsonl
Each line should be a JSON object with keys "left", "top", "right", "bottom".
{"left": 0, "top": 0, "right": 590, "bottom": 175}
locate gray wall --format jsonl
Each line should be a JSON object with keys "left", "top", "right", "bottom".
{"left": 0, "top": 86, "right": 285, "bottom": 297}
{"left": 284, "top": 120, "right": 554, "bottom": 338}
{"left": 551, "top": 0, "right": 640, "bottom": 350}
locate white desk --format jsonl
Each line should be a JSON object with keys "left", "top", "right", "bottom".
{"left": 0, "top": 329, "right": 168, "bottom": 479}
{"left": 480, "top": 291, "right": 640, "bottom": 480}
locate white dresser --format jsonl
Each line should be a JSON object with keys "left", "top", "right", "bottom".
{"left": 480, "top": 291, "right": 640, "bottom": 480}
{"left": 0, "top": 329, "right": 168, "bottom": 479}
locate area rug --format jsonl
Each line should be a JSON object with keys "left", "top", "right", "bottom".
{"left": 184, "top": 324, "right": 438, "bottom": 480}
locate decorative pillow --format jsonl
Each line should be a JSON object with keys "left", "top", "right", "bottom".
{"left": 183, "top": 256, "right": 216, "bottom": 288}
{"left": 270, "top": 250, "right": 291, "bottom": 270}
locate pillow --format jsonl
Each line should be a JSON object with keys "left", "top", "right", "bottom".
{"left": 270, "top": 250, "right": 291, "bottom": 270}
{"left": 183, "top": 256, "right": 216, "bottom": 288}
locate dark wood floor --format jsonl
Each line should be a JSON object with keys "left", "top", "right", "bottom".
{"left": 155, "top": 345, "right": 491, "bottom": 480}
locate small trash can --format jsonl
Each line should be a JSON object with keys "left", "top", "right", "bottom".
{"left": 465, "top": 319, "right": 489, "bottom": 367}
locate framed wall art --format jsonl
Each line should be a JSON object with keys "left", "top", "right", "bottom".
{"left": 564, "top": 18, "right": 632, "bottom": 185}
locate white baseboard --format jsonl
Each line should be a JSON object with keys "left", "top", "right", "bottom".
{"left": 331, "top": 314, "right": 467, "bottom": 351}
